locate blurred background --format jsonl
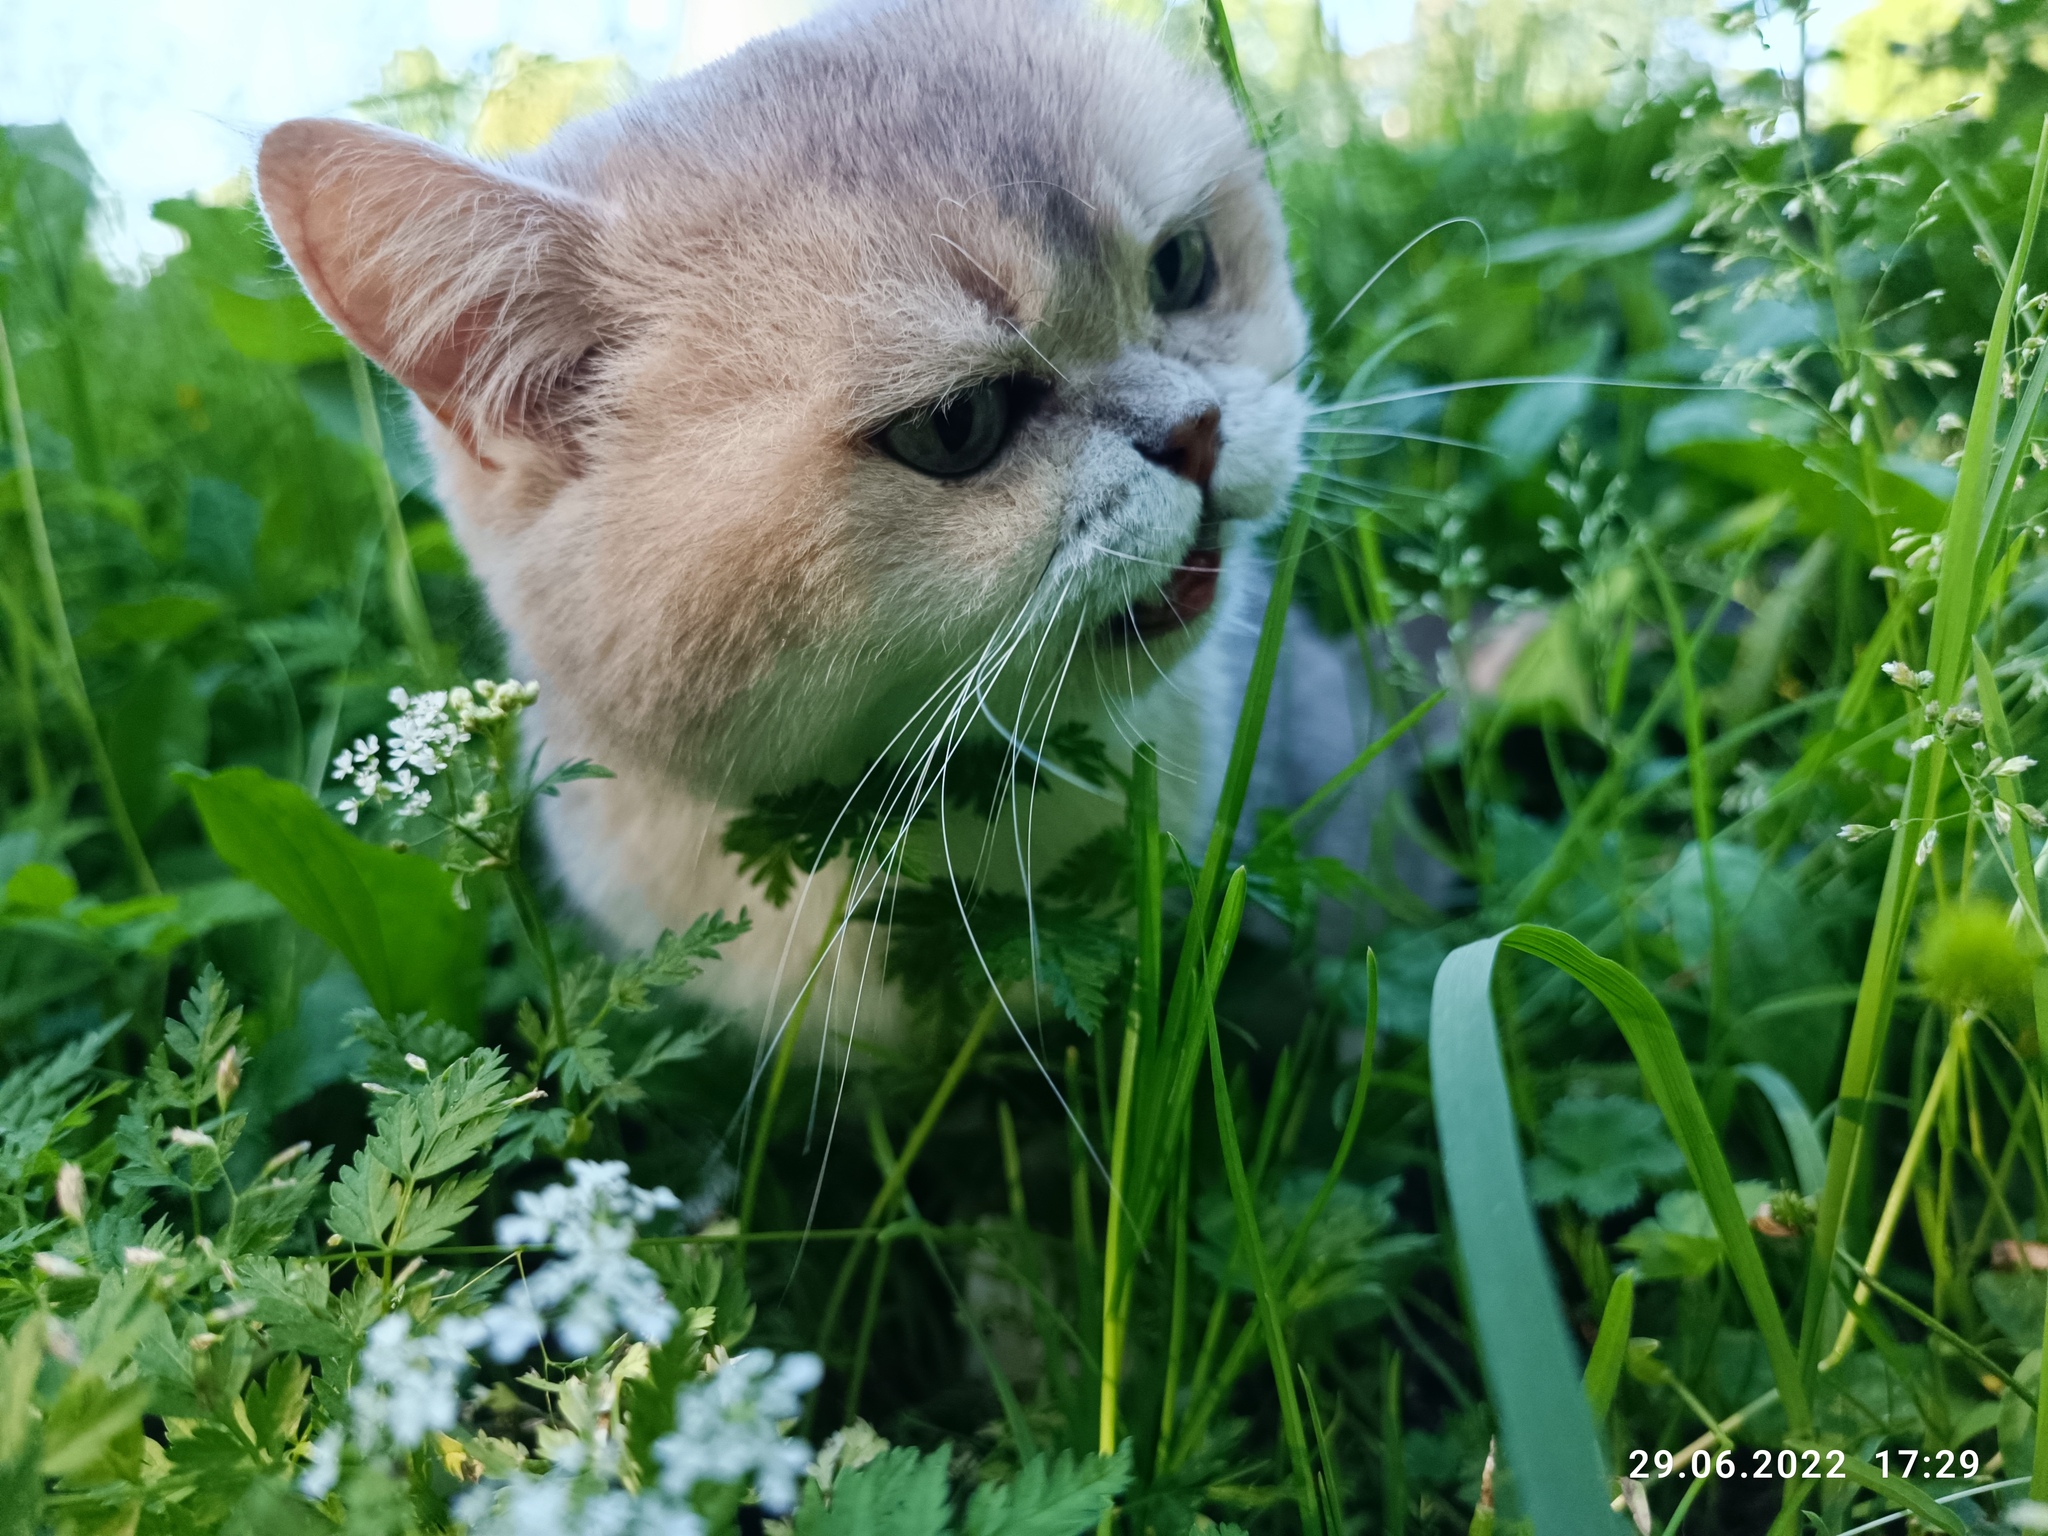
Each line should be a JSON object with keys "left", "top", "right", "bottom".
{"left": 0, "top": 0, "right": 1918, "bottom": 270}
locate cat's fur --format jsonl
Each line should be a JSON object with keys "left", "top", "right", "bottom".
{"left": 256, "top": 0, "right": 1308, "bottom": 1025}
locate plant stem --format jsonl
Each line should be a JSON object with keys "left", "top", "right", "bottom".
{"left": 1203, "top": 871, "right": 1317, "bottom": 1534}
{"left": 503, "top": 865, "right": 565, "bottom": 1045}
{"left": 739, "top": 868, "right": 854, "bottom": 1247}
{"left": 1649, "top": 557, "right": 1730, "bottom": 1053}
{"left": 813, "top": 992, "right": 1000, "bottom": 1361}
{"left": 1821, "top": 1017, "right": 1962, "bottom": 1369}
{"left": 0, "top": 310, "right": 157, "bottom": 894}
{"left": 347, "top": 350, "right": 439, "bottom": 678}
{"left": 1098, "top": 1014, "right": 1140, "bottom": 1462}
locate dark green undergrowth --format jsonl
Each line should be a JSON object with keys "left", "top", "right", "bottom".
{"left": 13, "top": 2, "right": 2048, "bottom": 1533}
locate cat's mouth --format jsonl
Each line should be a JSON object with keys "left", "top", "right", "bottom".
{"left": 1102, "top": 510, "right": 1223, "bottom": 645}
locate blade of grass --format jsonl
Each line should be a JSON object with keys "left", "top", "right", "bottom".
{"left": 1833, "top": 1250, "right": 2035, "bottom": 1409}
{"left": 1583, "top": 1269, "right": 1634, "bottom": 1422}
{"left": 1937, "top": 117, "right": 2048, "bottom": 683}
{"left": 1736, "top": 1063, "right": 1828, "bottom": 1197}
{"left": 1647, "top": 558, "right": 1731, "bottom": 1055}
{"left": 1788, "top": 137, "right": 2048, "bottom": 1381}
{"left": 1204, "top": 869, "right": 1319, "bottom": 1533}
{"left": 738, "top": 867, "right": 854, "bottom": 1251}
{"left": 1301, "top": 1363, "right": 1343, "bottom": 1536}
{"left": 1200, "top": 0, "right": 1263, "bottom": 147}
{"left": 1099, "top": 1013, "right": 1141, "bottom": 1459}
{"left": 1822, "top": 1018, "right": 1960, "bottom": 1368}
{"left": 0, "top": 309, "right": 157, "bottom": 895}
{"left": 1830, "top": 1453, "right": 1968, "bottom": 1536}
{"left": 1383, "top": 1350, "right": 1407, "bottom": 1536}
{"left": 1502, "top": 926, "right": 1809, "bottom": 1433}
{"left": 1429, "top": 932, "right": 1629, "bottom": 1536}
{"left": 346, "top": 349, "right": 439, "bottom": 678}
{"left": 812, "top": 990, "right": 1001, "bottom": 1366}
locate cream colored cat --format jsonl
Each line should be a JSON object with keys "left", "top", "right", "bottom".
{"left": 256, "top": 0, "right": 1307, "bottom": 1028}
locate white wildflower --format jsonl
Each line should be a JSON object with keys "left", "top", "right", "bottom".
{"left": 653, "top": 1350, "right": 824, "bottom": 1514}
{"left": 1994, "top": 756, "right": 2038, "bottom": 777}
{"left": 1905, "top": 735, "right": 1936, "bottom": 757}
{"left": 1838, "top": 824, "right": 1885, "bottom": 843}
{"left": 386, "top": 688, "right": 470, "bottom": 777}
{"left": 481, "top": 1161, "right": 682, "bottom": 1362}
{"left": 300, "top": 1425, "right": 345, "bottom": 1499}
{"left": 349, "top": 1312, "right": 488, "bottom": 1450}
{"left": 1881, "top": 660, "right": 1919, "bottom": 688}
{"left": 456, "top": 1477, "right": 702, "bottom": 1536}
{"left": 405, "top": 1053, "right": 430, "bottom": 1074}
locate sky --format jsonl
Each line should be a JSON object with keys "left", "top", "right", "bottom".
{"left": 1, "top": 0, "right": 1871, "bottom": 272}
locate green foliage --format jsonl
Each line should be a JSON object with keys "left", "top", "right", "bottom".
{"left": 183, "top": 766, "right": 487, "bottom": 1030}
{"left": 325, "top": 1048, "right": 517, "bottom": 1252}
{"left": 1525, "top": 1095, "right": 1685, "bottom": 1218}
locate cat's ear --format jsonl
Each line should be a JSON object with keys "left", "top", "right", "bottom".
{"left": 257, "top": 118, "right": 603, "bottom": 461}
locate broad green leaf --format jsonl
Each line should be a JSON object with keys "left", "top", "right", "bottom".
{"left": 181, "top": 766, "right": 484, "bottom": 1028}
{"left": 1429, "top": 934, "right": 1624, "bottom": 1536}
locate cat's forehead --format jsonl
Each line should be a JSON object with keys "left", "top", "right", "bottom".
{"left": 549, "top": 0, "right": 1253, "bottom": 283}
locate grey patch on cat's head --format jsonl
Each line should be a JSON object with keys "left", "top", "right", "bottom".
{"left": 256, "top": 0, "right": 1307, "bottom": 807}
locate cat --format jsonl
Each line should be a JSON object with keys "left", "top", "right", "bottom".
{"left": 255, "top": 0, "right": 1311, "bottom": 1036}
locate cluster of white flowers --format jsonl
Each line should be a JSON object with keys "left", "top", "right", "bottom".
{"left": 480, "top": 1160, "right": 683, "bottom": 1362}
{"left": 330, "top": 679, "right": 539, "bottom": 824}
{"left": 301, "top": 1311, "right": 491, "bottom": 1497}
{"left": 300, "top": 1160, "right": 682, "bottom": 1503}
{"left": 457, "top": 1478, "right": 702, "bottom": 1536}
{"left": 653, "top": 1350, "right": 824, "bottom": 1513}
{"left": 450, "top": 1351, "right": 823, "bottom": 1536}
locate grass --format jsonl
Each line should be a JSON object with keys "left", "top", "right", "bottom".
{"left": 12, "top": 1, "right": 2048, "bottom": 1533}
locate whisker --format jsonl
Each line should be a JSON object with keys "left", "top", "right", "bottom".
{"left": 1294, "top": 216, "right": 1491, "bottom": 372}
{"left": 1310, "top": 375, "right": 1743, "bottom": 412}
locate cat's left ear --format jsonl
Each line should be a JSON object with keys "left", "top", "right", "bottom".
{"left": 257, "top": 118, "right": 604, "bottom": 463}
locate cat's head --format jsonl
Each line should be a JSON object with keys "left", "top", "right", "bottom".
{"left": 258, "top": 0, "right": 1305, "bottom": 797}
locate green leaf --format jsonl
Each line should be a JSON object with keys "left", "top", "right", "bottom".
{"left": 1734, "top": 1063, "right": 1827, "bottom": 1198}
{"left": 1526, "top": 1096, "right": 1684, "bottom": 1217}
{"left": 1620, "top": 1185, "right": 1772, "bottom": 1281}
{"left": 793, "top": 1444, "right": 954, "bottom": 1536}
{"left": 181, "top": 766, "right": 485, "bottom": 1029}
{"left": 4, "top": 862, "right": 76, "bottom": 914}
{"left": 1831, "top": 1451, "right": 1967, "bottom": 1536}
{"left": 1429, "top": 934, "right": 1624, "bottom": 1536}
{"left": 1582, "top": 1271, "right": 1633, "bottom": 1421}
{"left": 326, "top": 1149, "right": 400, "bottom": 1249}
{"left": 607, "top": 909, "right": 749, "bottom": 1013}
{"left": 962, "top": 1444, "right": 1131, "bottom": 1536}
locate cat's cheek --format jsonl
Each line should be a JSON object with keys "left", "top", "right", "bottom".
{"left": 1211, "top": 372, "right": 1306, "bottom": 524}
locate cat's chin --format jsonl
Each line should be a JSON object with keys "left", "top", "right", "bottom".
{"left": 1099, "top": 509, "right": 1223, "bottom": 646}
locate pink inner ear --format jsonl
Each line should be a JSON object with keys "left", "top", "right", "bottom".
{"left": 255, "top": 118, "right": 596, "bottom": 453}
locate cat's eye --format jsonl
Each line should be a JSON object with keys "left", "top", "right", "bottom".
{"left": 1149, "top": 227, "right": 1214, "bottom": 313}
{"left": 877, "top": 378, "right": 1016, "bottom": 478}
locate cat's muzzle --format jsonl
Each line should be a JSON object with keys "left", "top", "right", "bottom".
{"left": 1102, "top": 502, "right": 1224, "bottom": 645}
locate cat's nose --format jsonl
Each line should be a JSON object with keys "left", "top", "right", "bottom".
{"left": 1138, "top": 406, "right": 1221, "bottom": 491}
